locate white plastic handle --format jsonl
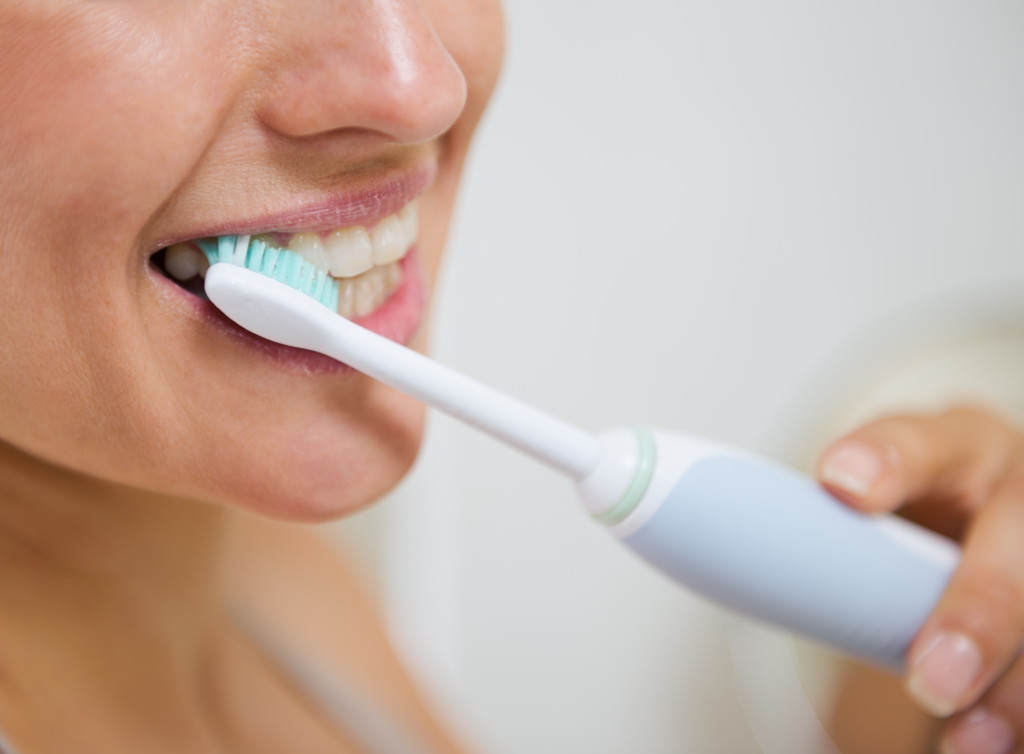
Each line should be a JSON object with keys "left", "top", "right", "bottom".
{"left": 618, "top": 433, "right": 959, "bottom": 669}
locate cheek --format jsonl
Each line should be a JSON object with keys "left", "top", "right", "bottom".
{"left": 0, "top": 5, "right": 235, "bottom": 244}
{"left": 0, "top": 6, "right": 234, "bottom": 481}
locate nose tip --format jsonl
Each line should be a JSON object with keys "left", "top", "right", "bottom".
{"left": 257, "top": 1, "right": 468, "bottom": 145}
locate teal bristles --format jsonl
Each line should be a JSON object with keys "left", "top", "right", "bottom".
{"left": 197, "top": 235, "right": 339, "bottom": 311}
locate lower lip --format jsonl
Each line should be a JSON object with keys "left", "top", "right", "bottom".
{"left": 168, "top": 250, "right": 424, "bottom": 375}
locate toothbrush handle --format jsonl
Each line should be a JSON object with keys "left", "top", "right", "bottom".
{"left": 618, "top": 443, "right": 959, "bottom": 670}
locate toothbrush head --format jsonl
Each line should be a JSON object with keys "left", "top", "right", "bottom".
{"left": 196, "top": 235, "right": 339, "bottom": 311}
{"left": 204, "top": 263, "right": 339, "bottom": 353}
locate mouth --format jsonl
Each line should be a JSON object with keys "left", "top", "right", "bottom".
{"left": 152, "top": 198, "right": 418, "bottom": 319}
{"left": 150, "top": 195, "right": 426, "bottom": 367}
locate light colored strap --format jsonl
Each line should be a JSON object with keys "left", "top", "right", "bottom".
{"left": 237, "top": 614, "right": 438, "bottom": 754}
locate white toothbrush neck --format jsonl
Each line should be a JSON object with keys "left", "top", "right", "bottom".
{"left": 320, "top": 312, "right": 600, "bottom": 477}
{"left": 204, "top": 264, "right": 601, "bottom": 478}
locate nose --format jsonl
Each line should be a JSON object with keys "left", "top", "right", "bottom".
{"left": 255, "top": 0, "right": 468, "bottom": 145}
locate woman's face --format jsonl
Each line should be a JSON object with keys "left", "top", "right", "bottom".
{"left": 0, "top": 0, "right": 503, "bottom": 519}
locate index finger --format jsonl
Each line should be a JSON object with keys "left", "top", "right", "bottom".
{"left": 817, "top": 408, "right": 1020, "bottom": 520}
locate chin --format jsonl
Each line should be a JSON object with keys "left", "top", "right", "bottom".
{"left": 193, "top": 390, "right": 427, "bottom": 523}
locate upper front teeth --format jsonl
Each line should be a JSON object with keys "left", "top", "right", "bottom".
{"left": 324, "top": 227, "right": 373, "bottom": 276}
{"left": 370, "top": 215, "right": 406, "bottom": 266}
{"left": 288, "top": 199, "right": 418, "bottom": 278}
{"left": 161, "top": 199, "right": 418, "bottom": 287}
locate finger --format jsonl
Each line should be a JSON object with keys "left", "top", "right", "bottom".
{"left": 904, "top": 473, "right": 1024, "bottom": 720}
{"left": 940, "top": 706, "right": 1015, "bottom": 754}
{"left": 938, "top": 662, "right": 1024, "bottom": 754}
{"left": 817, "top": 408, "right": 1019, "bottom": 516}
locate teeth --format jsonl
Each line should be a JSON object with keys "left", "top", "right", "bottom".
{"left": 399, "top": 201, "right": 418, "bottom": 246}
{"left": 355, "top": 267, "right": 386, "bottom": 317}
{"left": 170, "top": 200, "right": 416, "bottom": 316}
{"left": 326, "top": 226, "right": 374, "bottom": 277}
{"left": 384, "top": 260, "right": 403, "bottom": 290}
{"left": 337, "top": 262, "right": 403, "bottom": 319}
{"left": 271, "top": 199, "right": 418, "bottom": 277}
{"left": 164, "top": 243, "right": 205, "bottom": 280}
{"left": 337, "top": 272, "right": 356, "bottom": 318}
{"left": 371, "top": 215, "right": 406, "bottom": 266}
{"left": 288, "top": 232, "right": 327, "bottom": 270}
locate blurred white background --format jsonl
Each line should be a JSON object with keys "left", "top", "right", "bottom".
{"left": 334, "top": 2, "right": 1024, "bottom": 752}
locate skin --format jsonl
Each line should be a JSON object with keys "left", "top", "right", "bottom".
{"left": 0, "top": 2, "right": 1021, "bottom": 754}
{"left": 0, "top": 0, "right": 502, "bottom": 751}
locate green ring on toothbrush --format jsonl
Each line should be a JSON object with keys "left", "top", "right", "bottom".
{"left": 595, "top": 427, "right": 657, "bottom": 526}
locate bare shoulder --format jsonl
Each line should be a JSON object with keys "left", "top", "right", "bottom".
{"left": 222, "top": 511, "right": 469, "bottom": 754}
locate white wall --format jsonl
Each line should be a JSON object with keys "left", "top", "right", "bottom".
{"left": 337, "top": 3, "right": 1024, "bottom": 753}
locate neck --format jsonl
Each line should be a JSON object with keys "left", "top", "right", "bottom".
{"left": 0, "top": 440, "right": 227, "bottom": 656}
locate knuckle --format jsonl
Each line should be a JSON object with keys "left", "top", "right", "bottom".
{"left": 950, "top": 569, "right": 1024, "bottom": 649}
{"left": 941, "top": 405, "right": 1003, "bottom": 427}
{"left": 938, "top": 406, "right": 1006, "bottom": 442}
{"left": 943, "top": 470, "right": 1002, "bottom": 513}
{"left": 947, "top": 406, "right": 1023, "bottom": 449}
{"left": 941, "top": 405, "right": 989, "bottom": 422}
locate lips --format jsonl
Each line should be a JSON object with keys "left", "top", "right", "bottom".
{"left": 150, "top": 168, "right": 431, "bottom": 370}
{"left": 162, "top": 164, "right": 436, "bottom": 240}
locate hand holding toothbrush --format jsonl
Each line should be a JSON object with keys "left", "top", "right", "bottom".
{"left": 819, "top": 407, "right": 1024, "bottom": 754}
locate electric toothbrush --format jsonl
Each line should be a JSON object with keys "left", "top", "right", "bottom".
{"left": 204, "top": 261, "right": 960, "bottom": 671}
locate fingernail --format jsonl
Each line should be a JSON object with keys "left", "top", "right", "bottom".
{"left": 940, "top": 708, "right": 1014, "bottom": 754}
{"left": 820, "top": 441, "right": 884, "bottom": 497}
{"left": 906, "top": 632, "right": 983, "bottom": 717}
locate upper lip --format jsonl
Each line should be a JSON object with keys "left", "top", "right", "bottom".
{"left": 150, "top": 162, "right": 434, "bottom": 251}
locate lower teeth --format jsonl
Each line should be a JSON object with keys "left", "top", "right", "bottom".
{"left": 337, "top": 262, "right": 404, "bottom": 319}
